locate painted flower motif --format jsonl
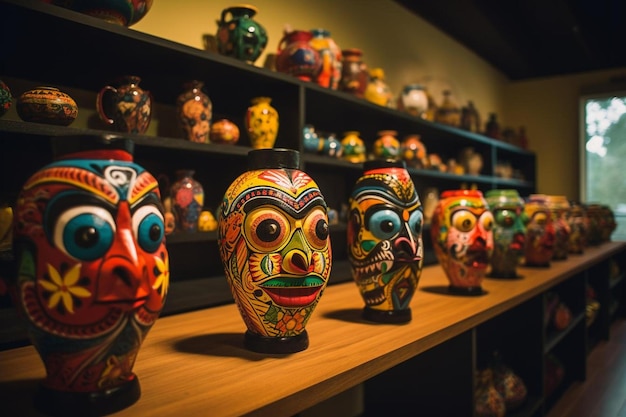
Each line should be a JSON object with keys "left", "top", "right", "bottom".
{"left": 39, "top": 263, "right": 91, "bottom": 314}
{"left": 275, "top": 309, "right": 306, "bottom": 335}
{"left": 153, "top": 253, "right": 170, "bottom": 298}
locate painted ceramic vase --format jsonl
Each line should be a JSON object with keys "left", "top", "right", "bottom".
{"left": 11, "top": 134, "right": 169, "bottom": 416}
{"left": 321, "top": 132, "right": 343, "bottom": 158}
{"left": 96, "top": 75, "right": 152, "bottom": 134}
{"left": 567, "top": 201, "right": 588, "bottom": 254}
{"left": 485, "top": 189, "right": 527, "bottom": 278}
{"left": 347, "top": 159, "right": 424, "bottom": 323}
{"left": 584, "top": 204, "right": 604, "bottom": 245}
{"left": 16, "top": 86, "right": 78, "bottom": 126}
{"left": 46, "top": 0, "right": 153, "bottom": 26}
{"left": 431, "top": 190, "right": 494, "bottom": 295}
{"left": 600, "top": 205, "right": 617, "bottom": 242}
{"left": 372, "top": 130, "right": 400, "bottom": 160}
{"left": 364, "top": 68, "right": 394, "bottom": 108}
{"left": 216, "top": 5, "right": 268, "bottom": 64}
{"left": 340, "top": 131, "right": 367, "bottom": 163}
{"left": 435, "top": 90, "right": 461, "bottom": 127}
{"left": 303, "top": 124, "right": 323, "bottom": 154}
{"left": 0, "top": 79, "right": 12, "bottom": 117}
{"left": 217, "top": 148, "right": 331, "bottom": 353}
{"left": 309, "top": 28, "right": 342, "bottom": 89}
{"left": 210, "top": 118, "right": 240, "bottom": 145}
{"left": 523, "top": 195, "right": 556, "bottom": 267}
{"left": 339, "top": 48, "right": 369, "bottom": 98}
{"left": 176, "top": 80, "right": 212, "bottom": 144}
{"left": 400, "top": 134, "right": 428, "bottom": 169}
{"left": 544, "top": 195, "right": 571, "bottom": 260}
{"left": 474, "top": 368, "right": 506, "bottom": 417}
{"left": 490, "top": 352, "right": 527, "bottom": 412}
{"left": 397, "top": 84, "right": 428, "bottom": 117}
{"left": 245, "top": 97, "right": 279, "bottom": 149}
{"left": 170, "top": 170, "right": 204, "bottom": 233}
{"left": 276, "top": 29, "right": 321, "bottom": 82}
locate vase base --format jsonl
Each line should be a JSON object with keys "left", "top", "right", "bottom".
{"left": 34, "top": 376, "right": 140, "bottom": 417}
{"left": 362, "top": 307, "right": 411, "bottom": 324}
{"left": 448, "top": 285, "right": 486, "bottom": 296}
{"left": 244, "top": 330, "right": 309, "bottom": 354}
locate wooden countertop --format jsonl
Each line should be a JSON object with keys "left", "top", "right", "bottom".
{"left": 1, "top": 242, "right": 624, "bottom": 417}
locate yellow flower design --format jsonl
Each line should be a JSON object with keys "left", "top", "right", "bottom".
{"left": 39, "top": 263, "right": 91, "bottom": 314}
{"left": 153, "top": 254, "right": 170, "bottom": 298}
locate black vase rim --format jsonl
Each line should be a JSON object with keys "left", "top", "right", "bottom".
{"left": 247, "top": 148, "right": 300, "bottom": 170}
{"left": 52, "top": 134, "right": 134, "bottom": 159}
{"left": 363, "top": 158, "right": 406, "bottom": 171}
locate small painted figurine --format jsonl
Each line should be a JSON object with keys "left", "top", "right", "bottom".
{"left": 218, "top": 149, "right": 331, "bottom": 353}
{"left": 431, "top": 190, "right": 494, "bottom": 294}
{"left": 348, "top": 159, "right": 423, "bottom": 323}
{"left": 523, "top": 195, "right": 556, "bottom": 267}
{"left": 485, "top": 190, "right": 527, "bottom": 278}
{"left": 12, "top": 135, "right": 169, "bottom": 415}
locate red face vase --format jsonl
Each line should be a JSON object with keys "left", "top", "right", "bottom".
{"left": 12, "top": 134, "right": 169, "bottom": 415}
{"left": 430, "top": 190, "right": 494, "bottom": 295}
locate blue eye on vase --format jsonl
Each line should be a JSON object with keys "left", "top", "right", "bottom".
{"left": 408, "top": 210, "right": 424, "bottom": 236}
{"left": 53, "top": 207, "right": 115, "bottom": 261}
{"left": 369, "top": 209, "right": 401, "bottom": 240}
{"left": 132, "top": 206, "right": 165, "bottom": 253}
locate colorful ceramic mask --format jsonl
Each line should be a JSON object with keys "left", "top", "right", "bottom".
{"left": 485, "top": 189, "right": 527, "bottom": 278}
{"left": 12, "top": 135, "right": 169, "bottom": 415}
{"left": 347, "top": 159, "right": 423, "bottom": 323}
{"left": 431, "top": 190, "right": 494, "bottom": 294}
{"left": 218, "top": 149, "right": 331, "bottom": 353}
{"left": 523, "top": 195, "right": 556, "bottom": 266}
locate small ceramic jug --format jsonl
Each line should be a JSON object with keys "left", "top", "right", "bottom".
{"left": 276, "top": 29, "right": 321, "bottom": 82}
{"left": 372, "top": 130, "right": 400, "bottom": 160}
{"left": 11, "top": 134, "right": 169, "bottom": 416}
{"left": 400, "top": 134, "right": 428, "bottom": 169}
{"left": 339, "top": 48, "right": 369, "bottom": 97}
{"left": 523, "top": 195, "right": 556, "bottom": 267}
{"left": 340, "top": 131, "right": 367, "bottom": 163}
{"left": 347, "top": 159, "right": 424, "bottom": 323}
{"left": 96, "top": 75, "right": 152, "bottom": 134}
{"left": 397, "top": 84, "right": 428, "bottom": 117}
{"left": 217, "top": 148, "right": 331, "bottom": 353}
{"left": 431, "top": 189, "right": 494, "bottom": 294}
{"left": 216, "top": 5, "right": 268, "bottom": 64}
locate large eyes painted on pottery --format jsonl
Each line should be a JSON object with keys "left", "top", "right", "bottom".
{"left": 53, "top": 206, "right": 115, "bottom": 261}
{"left": 246, "top": 209, "right": 290, "bottom": 252}
{"left": 495, "top": 209, "right": 515, "bottom": 227}
{"left": 368, "top": 209, "right": 401, "bottom": 240}
{"left": 479, "top": 211, "right": 494, "bottom": 231}
{"left": 132, "top": 205, "right": 165, "bottom": 253}
{"left": 303, "top": 208, "right": 329, "bottom": 250}
{"left": 408, "top": 210, "right": 424, "bottom": 236}
{"left": 451, "top": 210, "right": 476, "bottom": 233}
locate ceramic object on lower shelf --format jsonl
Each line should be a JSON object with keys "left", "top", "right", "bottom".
{"left": 16, "top": 86, "right": 78, "bottom": 126}
{"left": 217, "top": 148, "right": 331, "bottom": 353}
{"left": 474, "top": 368, "right": 506, "bottom": 417}
{"left": 430, "top": 189, "right": 494, "bottom": 295}
{"left": 0, "top": 79, "right": 12, "bottom": 117}
{"left": 347, "top": 159, "right": 424, "bottom": 323}
{"left": 11, "top": 133, "right": 169, "bottom": 416}
{"left": 340, "top": 131, "right": 366, "bottom": 163}
{"left": 170, "top": 170, "right": 204, "bottom": 233}
{"left": 209, "top": 118, "right": 240, "bottom": 144}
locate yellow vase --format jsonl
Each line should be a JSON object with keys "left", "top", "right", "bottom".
{"left": 245, "top": 96, "right": 279, "bottom": 149}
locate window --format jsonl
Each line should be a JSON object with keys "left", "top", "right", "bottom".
{"left": 580, "top": 91, "right": 626, "bottom": 241}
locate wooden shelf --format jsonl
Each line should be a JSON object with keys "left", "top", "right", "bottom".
{"left": 0, "top": 242, "right": 624, "bottom": 417}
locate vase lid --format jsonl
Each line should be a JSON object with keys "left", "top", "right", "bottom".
{"left": 52, "top": 134, "right": 134, "bottom": 159}
{"left": 248, "top": 148, "right": 300, "bottom": 170}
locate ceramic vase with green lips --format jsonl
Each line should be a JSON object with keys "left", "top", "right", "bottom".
{"left": 347, "top": 159, "right": 424, "bottom": 323}
{"left": 217, "top": 148, "right": 331, "bottom": 353}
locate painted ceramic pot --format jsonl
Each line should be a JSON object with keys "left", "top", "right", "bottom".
{"left": 216, "top": 5, "right": 268, "bottom": 64}
{"left": 364, "top": 68, "right": 394, "bottom": 108}
{"left": 11, "top": 134, "right": 169, "bottom": 416}
{"left": 347, "top": 159, "right": 423, "bottom": 323}
{"left": 431, "top": 189, "right": 494, "bottom": 295}
{"left": 340, "top": 131, "right": 367, "bottom": 163}
{"left": 523, "top": 195, "right": 556, "bottom": 267}
{"left": 309, "top": 28, "right": 342, "bottom": 89}
{"left": 584, "top": 203, "right": 604, "bottom": 245}
{"left": 339, "top": 48, "right": 369, "bottom": 98}
{"left": 567, "top": 201, "right": 588, "bottom": 254}
{"left": 490, "top": 352, "right": 527, "bottom": 412}
{"left": 170, "top": 170, "right": 204, "bottom": 233}
{"left": 320, "top": 132, "right": 343, "bottom": 158}
{"left": 245, "top": 96, "right": 279, "bottom": 149}
{"left": 96, "top": 75, "right": 152, "bottom": 134}
{"left": 372, "top": 130, "right": 400, "bottom": 160}
{"left": 16, "top": 86, "right": 78, "bottom": 126}
{"left": 46, "top": 0, "right": 153, "bottom": 26}
{"left": 302, "top": 124, "right": 323, "bottom": 154}
{"left": 0, "top": 79, "right": 12, "bottom": 117}
{"left": 475, "top": 368, "right": 506, "bottom": 417}
{"left": 209, "top": 118, "right": 240, "bottom": 145}
{"left": 217, "top": 148, "right": 331, "bottom": 353}
{"left": 485, "top": 189, "right": 527, "bottom": 278}
{"left": 397, "top": 84, "right": 428, "bottom": 117}
{"left": 176, "top": 80, "right": 212, "bottom": 143}
{"left": 276, "top": 29, "right": 321, "bottom": 82}
{"left": 400, "top": 134, "right": 428, "bottom": 169}
{"left": 435, "top": 90, "right": 461, "bottom": 127}
{"left": 544, "top": 195, "right": 571, "bottom": 260}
